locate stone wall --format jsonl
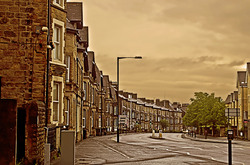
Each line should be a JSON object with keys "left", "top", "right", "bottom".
{"left": 25, "top": 101, "right": 46, "bottom": 164}
{"left": 0, "top": 0, "right": 47, "bottom": 107}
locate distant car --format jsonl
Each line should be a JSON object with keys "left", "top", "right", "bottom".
{"left": 182, "top": 130, "right": 188, "bottom": 133}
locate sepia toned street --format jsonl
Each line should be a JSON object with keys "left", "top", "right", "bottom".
{"left": 1, "top": 0, "right": 250, "bottom": 164}
{"left": 52, "top": 133, "right": 250, "bottom": 165}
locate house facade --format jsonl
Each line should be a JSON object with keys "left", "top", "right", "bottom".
{"left": 225, "top": 63, "right": 250, "bottom": 140}
{"left": 0, "top": 1, "right": 185, "bottom": 164}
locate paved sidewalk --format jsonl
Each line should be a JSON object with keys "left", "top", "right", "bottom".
{"left": 52, "top": 134, "right": 172, "bottom": 165}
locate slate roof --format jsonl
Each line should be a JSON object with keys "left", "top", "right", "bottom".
{"left": 95, "top": 65, "right": 101, "bottom": 89}
{"left": 110, "top": 86, "right": 116, "bottom": 100}
{"left": 66, "top": 2, "right": 83, "bottom": 23}
{"left": 87, "top": 51, "right": 94, "bottom": 74}
{"left": 233, "top": 91, "right": 238, "bottom": 101}
{"left": 66, "top": 19, "right": 76, "bottom": 31}
{"left": 103, "top": 75, "right": 110, "bottom": 95}
{"left": 225, "top": 95, "right": 232, "bottom": 104}
{"left": 79, "top": 27, "right": 88, "bottom": 43}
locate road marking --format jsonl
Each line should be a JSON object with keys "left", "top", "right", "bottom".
{"left": 181, "top": 146, "right": 203, "bottom": 150}
{"left": 96, "top": 141, "right": 130, "bottom": 159}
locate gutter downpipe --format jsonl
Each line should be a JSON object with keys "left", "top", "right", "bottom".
{"left": 45, "top": 0, "right": 51, "bottom": 142}
{"left": 0, "top": 76, "right": 2, "bottom": 99}
{"left": 76, "top": 58, "right": 79, "bottom": 143}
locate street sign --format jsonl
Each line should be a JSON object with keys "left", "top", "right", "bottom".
{"left": 225, "top": 108, "right": 240, "bottom": 117}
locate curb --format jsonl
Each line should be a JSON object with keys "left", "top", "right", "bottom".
{"left": 182, "top": 134, "right": 237, "bottom": 144}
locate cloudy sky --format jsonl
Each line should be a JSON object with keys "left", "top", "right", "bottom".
{"left": 70, "top": 0, "right": 250, "bottom": 103}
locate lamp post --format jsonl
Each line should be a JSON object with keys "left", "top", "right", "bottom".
{"left": 117, "top": 56, "right": 142, "bottom": 143}
{"left": 227, "top": 129, "right": 234, "bottom": 165}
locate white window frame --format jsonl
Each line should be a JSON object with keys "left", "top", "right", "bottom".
{"left": 53, "top": 25, "right": 61, "bottom": 61}
{"left": 106, "top": 103, "right": 109, "bottom": 112}
{"left": 83, "top": 82, "right": 87, "bottom": 100}
{"left": 92, "top": 88, "right": 94, "bottom": 104}
{"left": 66, "top": 56, "right": 70, "bottom": 82}
{"left": 65, "top": 98, "right": 70, "bottom": 126}
{"left": 53, "top": 0, "right": 65, "bottom": 9}
{"left": 99, "top": 116, "right": 101, "bottom": 128}
{"left": 77, "top": 104, "right": 80, "bottom": 132}
{"left": 99, "top": 96, "right": 102, "bottom": 109}
{"left": 110, "top": 105, "right": 113, "bottom": 114}
{"left": 82, "top": 109, "right": 86, "bottom": 128}
{"left": 52, "top": 19, "right": 65, "bottom": 64}
{"left": 53, "top": 83, "right": 60, "bottom": 121}
{"left": 51, "top": 76, "right": 64, "bottom": 124}
{"left": 91, "top": 116, "right": 94, "bottom": 128}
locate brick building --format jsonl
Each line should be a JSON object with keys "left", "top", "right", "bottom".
{"left": 0, "top": 0, "right": 49, "bottom": 163}
{"left": 0, "top": 1, "right": 185, "bottom": 164}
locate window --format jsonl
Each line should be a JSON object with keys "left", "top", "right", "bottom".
{"left": 52, "top": 19, "right": 65, "bottom": 64}
{"left": 51, "top": 76, "right": 64, "bottom": 124}
{"left": 66, "top": 56, "right": 70, "bottom": 82}
{"left": 82, "top": 109, "right": 86, "bottom": 128}
{"left": 53, "top": 82, "right": 60, "bottom": 121}
{"left": 53, "top": 25, "right": 61, "bottom": 61}
{"left": 110, "top": 105, "right": 113, "bottom": 114}
{"left": 65, "top": 98, "right": 70, "bottom": 125}
{"left": 55, "top": 0, "right": 62, "bottom": 5}
{"left": 77, "top": 104, "right": 80, "bottom": 132}
{"left": 83, "top": 82, "right": 87, "bottom": 100}
{"left": 92, "top": 88, "right": 94, "bottom": 104}
{"left": 114, "top": 119, "right": 117, "bottom": 131}
{"left": 91, "top": 116, "right": 94, "bottom": 128}
{"left": 106, "top": 103, "right": 110, "bottom": 112}
{"left": 99, "top": 96, "right": 102, "bottom": 109}
{"left": 99, "top": 116, "right": 101, "bottom": 128}
{"left": 114, "top": 106, "right": 117, "bottom": 115}
{"left": 53, "top": 0, "right": 64, "bottom": 9}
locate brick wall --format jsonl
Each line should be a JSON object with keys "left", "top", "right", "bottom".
{"left": 0, "top": 0, "right": 48, "bottom": 163}
{"left": 25, "top": 101, "right": 46, "bottom": 164}
{"left": 0, "top": 0, "right": 47, "bottom": 107}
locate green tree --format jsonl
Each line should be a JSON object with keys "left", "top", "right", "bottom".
{"left": 183, "top": 92, "right": 227, "bottom": 136}
{"left": 160, "top": 119, "right": 169, "bottom": 131}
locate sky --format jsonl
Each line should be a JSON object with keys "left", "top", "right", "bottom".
{"left": 69, "top": 0, "right": 250, "bottom": 103}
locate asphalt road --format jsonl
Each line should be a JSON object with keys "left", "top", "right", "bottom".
{"left": 72, "top": 133, "right": 250, "bottom": 164}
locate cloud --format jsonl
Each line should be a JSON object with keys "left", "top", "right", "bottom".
{"left": 80, "top": 0, "right": 249, "bottom": 102}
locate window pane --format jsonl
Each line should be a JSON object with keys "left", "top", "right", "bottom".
{"left": 54, "top": 27, "right": 58, "bottom": 42}
{"left": 53, "top": 83, "right": 59, "bottom": 101}
{"left": 53, "top": 102, "right": 59, "bottom": 121}
{"left": 53, "top": 26, "right": 61, "bottom": 60}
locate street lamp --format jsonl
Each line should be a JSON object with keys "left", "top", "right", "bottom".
{"left": 117, "top": 56, "right": 142, "bottom": 143}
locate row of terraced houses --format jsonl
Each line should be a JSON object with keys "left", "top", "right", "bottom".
{"left": 0, "top": 0, "right": 187, "bottom": 164}
{"left": 225, "top": 63, "right": 250, "bottom": 140}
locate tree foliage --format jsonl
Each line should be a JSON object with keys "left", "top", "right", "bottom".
{"left": 183, "top": 92, "right": 227, "bottom": 131}
{"left": 160, "top": 119, "right": 169, "bottom": 130}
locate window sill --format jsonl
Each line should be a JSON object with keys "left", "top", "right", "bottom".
{"left": 51, "top": 3, "right": 66, "bottom": 12}
{"left": 50, "top": 61, "right": 66, "bottom": 67}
